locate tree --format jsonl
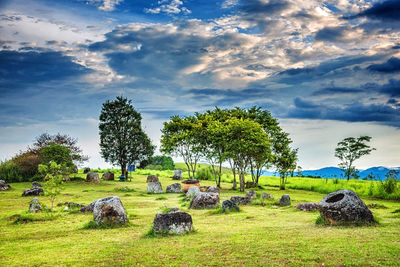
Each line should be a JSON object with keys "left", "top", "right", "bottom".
{"left": 160, "top": 115, "right": 203, "bottom": 179}
{"left": 38, "top": 162, "right": 64, "bottom": 216}
{"left": 32, "top": 133, "right": 88, "bottom": 164}
{"left": 147, "top": 155, "right": 175, "bottom": 170}
{"left": 273, "top": 131, "right": 298, "bottom": 190}
{"left": 99, "top": 96, "right": 155, "bottom": 176}
{"left": 223, "top": 118, "right": 270, "bottom": 192}
{"left": 335, "top": 136, "right": 375, "bottom": 180}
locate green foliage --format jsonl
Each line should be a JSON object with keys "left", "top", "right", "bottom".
{"left": 42, "top": 143, "right": 75, "bottom": 169}
{"left": 335, "top": 136, "right": 375, "bottom": 180}
{"left": 11, "top": 150, "right": 42, "bottom": 181}
{"left": 148, "top": 155, "right": 175, "bottom": 170}
{"left": 0, "top": 160, "right": 21, "bottom": 182}
{"left": 39, "top": 162, "right": 65, "bottom": 215}
{"left": 160, "top": 115, "right": 203, "bottom": 178}
{"left": 99, "top": 96, "right": 155, "bottom": 175}
{"left": 82, "top": 221, "right": 131, "bottom": 230}
{"left": 195, "top": 166, "right": 213, "bottom": 180}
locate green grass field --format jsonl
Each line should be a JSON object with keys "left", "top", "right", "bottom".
{"left": 1, "top": 172, "right": 400, "bottom": 266}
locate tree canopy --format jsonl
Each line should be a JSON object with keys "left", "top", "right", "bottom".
{"left": 99, "top": 96, "right": 155, "bottom": 175}
{"left": 335, "top": 136, "right": 375, "bottom": 180}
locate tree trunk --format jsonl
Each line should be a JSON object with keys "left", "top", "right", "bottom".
{"left": 218, "top": 162, "right": 222, "bottom": 188}
{"left": 121, "top": 163, "right": 126, "bottom": 177}
{"left": 280, "top": 175, "right": 286, "bottom": 190}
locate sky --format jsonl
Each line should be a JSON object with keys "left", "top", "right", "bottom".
{"left": 0, "top": 0, "right": 399, "bottom": 170}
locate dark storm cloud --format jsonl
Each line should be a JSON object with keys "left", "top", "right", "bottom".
{"left": 312, "top": 87, "right": 364, "bottom": 96}
{"left": 314, "top": 26, "right": 349, "bottom": 42}
{"left": 367, "top": 57, "right": 400, "bottom": 73}
{"left": 353, "top": 0, "right": 400, "bottom": 21}
{"left": 238, "top": 0, "right": 290, "bottom": 32}
{"left": 288, "top": 98, "right": 400, "bottom": 127}
{"left": 0, "top": 50, "right": 92, "bottom": 90}
{"left": 276, "top": 55, "right": 381, "bottom": 84}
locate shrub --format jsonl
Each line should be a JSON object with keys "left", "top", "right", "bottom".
{"left": 0, "top": 161, "right": 21, "bottom": 182}
{"left": 195, "top": 167, "right": 213, "bottom": 180}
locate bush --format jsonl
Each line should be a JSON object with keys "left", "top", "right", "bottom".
{"left": 195, "top": 167, "right": 213, "bottom": 180}
{"left": 12, "top": 151, "right": 42, "bottom": 181}
{"left": 0, "top": 161, "right": 21, "bottom": 182}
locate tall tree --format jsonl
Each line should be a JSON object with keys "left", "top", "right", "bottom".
{"left": 273, "top": 131, "right": 298, "bottom": 190}
{"left": 99, "top": 96, "right": 154, "bottom": 175}
{"left": 160, "top": 115, "right": 202, "bottom": 178}
{"left": 223, "top": 118, "right": 270, "bottom": 192}
{"left": 335, "top": 136, "right": 375, "bottom": 180}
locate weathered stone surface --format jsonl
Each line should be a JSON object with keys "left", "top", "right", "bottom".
{"left": 222, "top": 200, "right": 239, "bottom": 213}
{"left": 318, "top": 189, "right": 374, "bottom": 224}
{"left": 261, "top": 192, "right": 274, "bottom": 199}
{"left": 22, "top": 187, "right": 44, "bottom": 197}
{"left": 84, "top": 167, "right": 91, "bottom": 174}
{"left": 58, "top": 202, "right": 85, "bottom": 209}
{"left": 199, "top": 186, "right": 209, "bottom": 192}
{"left": 147, "top": 175, "right": 159, "bottom": 183}
{"left": 93, "top": 196, "right": 129, "bottom": 225}
{"left": 102, "top": 171, "right": 115, "bottom": 181}
{"left": 208, "top": 186, "right": 220, "bottom": 194}
{"left": 32, "top": 181, "right": 42, "bottom": 188}
{"left": 62, "top": 175, "right": 70, "bottom": 181}
{"left": 278, "top": 194, "right": 291, "bottom": 206}
{"left": 246, "top": 190, "right": 257, "bottom": 200}
{"left": 86, "top": 172, "right": 100, "bottom": 183}
{"left": 29, "top": 197, "right": 42, "bottom": 212}
{"left": 230, "top": 196, "right": 251, "bottom": 205}
{"left": 245, "top": 181, "right": 256, "bottom": 188}
{"left": 186, "top": 186, "right": 200, "bottom": 197}
{"left": 0, "top": 180, "right": 11, "bottom": 191}
{"left": 80, "top": 200, "right": 98, "bottom": 213}
{"left": 147, "top": 181, "right": 163, "bottom": 194}
{"left": 182, "top": 179, "right": 200, "bottom": 184}
{"left": 295, "top": 202, "right": 319, "bottom": 212}
{"left": 182, "top": 183, "right": 200, "bottom": 194}
{"left": 172, "top": 170, "right": 183, "bottom": 180}
{"left": 153, "top": 208, "right": 193, "bottom": 235}
{"left": 189, "top": 192, "right": 220, "bottom": 209}
{"left": 166, "top": 183, "right": 181, "bottom": 193}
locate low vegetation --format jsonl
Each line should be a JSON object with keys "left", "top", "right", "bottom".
{"left": 1, "top": 172, "right": 399, "bottom": 266}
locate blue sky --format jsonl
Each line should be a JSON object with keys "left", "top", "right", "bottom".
{"left": 0, "top": 0, "right": 399, "bottom": 169}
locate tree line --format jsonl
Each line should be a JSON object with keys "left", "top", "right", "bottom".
{"left": 160, "top": 106, "right": 298, "bottom": 191}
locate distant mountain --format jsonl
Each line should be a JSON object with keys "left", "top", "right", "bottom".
{"left": 260, "top": 166, "right": 400, "bottom": 181}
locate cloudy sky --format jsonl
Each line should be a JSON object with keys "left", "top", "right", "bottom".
{"left": 0, "top": 0, "right": 399, "bottom": 170}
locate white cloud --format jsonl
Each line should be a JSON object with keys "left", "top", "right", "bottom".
{"left": 86, "top": 0, "right": 123, "bottom": 11}
{"left": 221, "top": 0, "right": 239, "bottom": 9}
{"left": 145, "top": 0, "right": 191, "bottom": 15}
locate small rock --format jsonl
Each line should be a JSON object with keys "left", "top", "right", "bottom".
{"left": 84, "top": 167, "right": 91, "bottom": 174}
{"left": 189, "top": 192, "right": 220, "bottom": 209}
{"left": 208, "top": 186, "right": 220, "bottom": 194}
{"left": 86, "top": 172, "right": 100, "bottom": 183}
{"left": 0, "top": 180, "right": 11, "bottom": 191}
{"left": 230, "top": 196, "right": 251, "bottom": 205}
{"left": 318, "top": 189, "right": 374, "bottom": 224}
{"left": 147, "top": 175, "right": 159, "bottom": 183}
{"left": 153, "top": 209, "right": 193, "bottom": 235}
{"left": 172, "top": 170, "right": 183, "bottom": 180}
{"left": 22, "top": 187, "right": 44, "bottom": 197}
{"left": 278, "top": 194, "right": 291, "bottom": 206}
{"left": 58, "top": 202, "right": 85, "bottom": 209}
{"left": 93, "top": 196, "right": 129, "bottom": 225}
{"left": 246, "top": 190, "right": 256, "bottom": 200}
{"left": 63, "top": 206, "right": 69, "bottom": 212}
{"left": 295, "top": 202, "right": 319, "bottom": 211}
{"left": 147, "top": 181, "right": 163, "bottom": 194}
{"left": 245, "top": 181, "right": 256, "bottom": 188}
{"left": 102, "top": 171, "right": 115, "bottom": 181}
{"left": 29, "top": 197, "right": 41, "bottom": 212}
{"left": 222, "top": 200, "right": 239, "bottom": 213}
{"left": 186, "top": 186, "right": 200, "bottom": 197}
{"left": 261, "top": 192, "right": 274, "bottom": 199}
{"left": 166, "top": 183, "right": 181, "bottom": 193}
{"left": 182, "top": 179, "right": 200, "bottom": 193}
{"left": 182, "top": 179, "right": 200, "bottom": 184}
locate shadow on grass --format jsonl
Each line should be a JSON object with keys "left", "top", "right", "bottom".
{"left": 82, "top": 221, "right": 134, "bottom": 230}
{"left": 315, "top": 215, "right": 380, "bottom": 227}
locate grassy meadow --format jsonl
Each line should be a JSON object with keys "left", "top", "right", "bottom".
{"left": 1, "top": 170, "right": 400, "bottom": 266}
